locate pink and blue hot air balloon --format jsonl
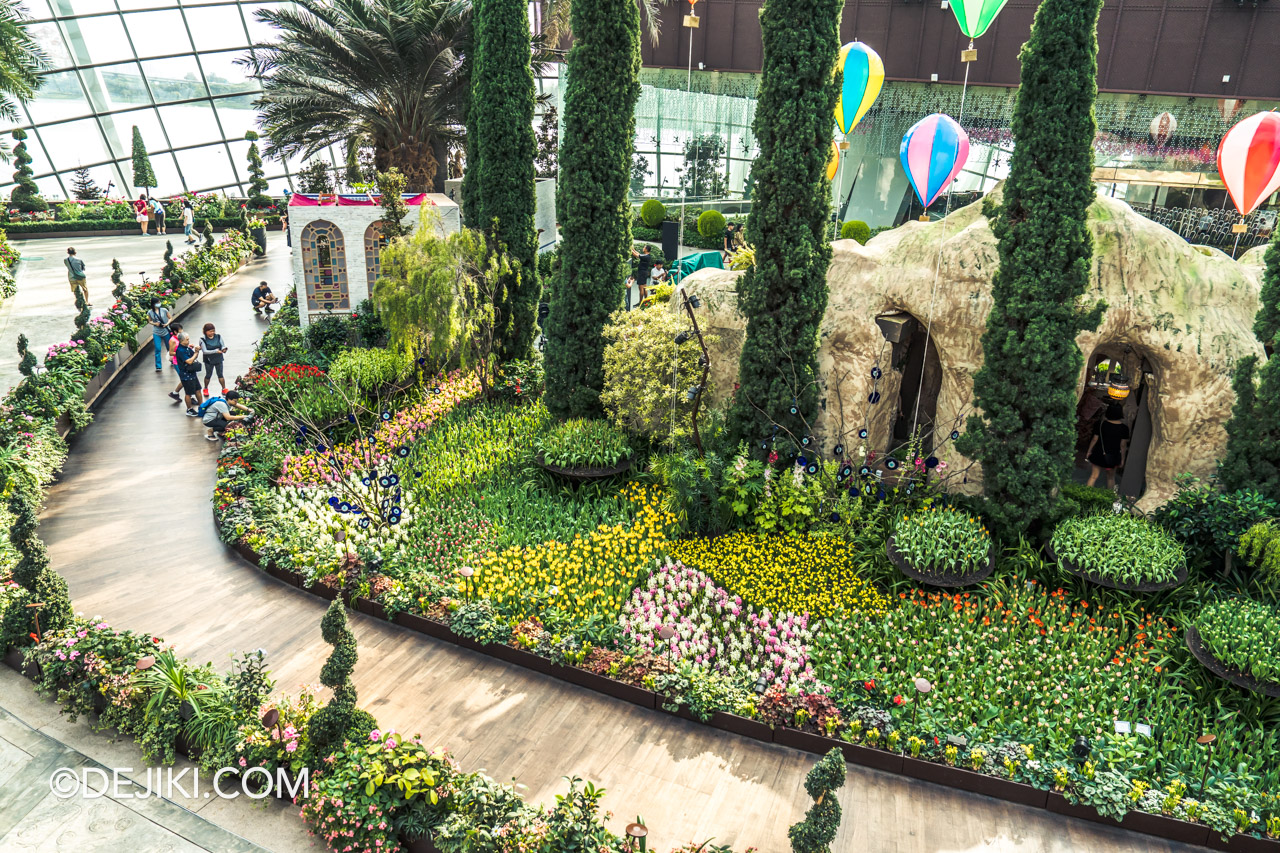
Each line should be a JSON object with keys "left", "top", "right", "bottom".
{"left": 899, "top": 114, "right": 970, "bottom": 209}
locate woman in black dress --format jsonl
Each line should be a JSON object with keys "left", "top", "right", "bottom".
{"left": 1085, "top": 403, "right": 1130, "bottom": 490}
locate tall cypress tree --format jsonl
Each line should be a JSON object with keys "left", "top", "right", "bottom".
{"left": 543, "top": 0, "right": 640, "bottom": 416}
{"left": 1220, "top": 228, "right": 1280, "bottom": 500}
{"left": 724, "top": 0, "right": 841, "bottom": 448}
{"left": 955, "top": 0, "right": 1105, "bottom": 534}
{"left": 131, "top": 126, "right": 156, "bottom": 193}
{"left": 0, "top": 492, "right": 72, "bottom": 649}
{"left": 472, "top": 0, "right": 538, "bottom": 361}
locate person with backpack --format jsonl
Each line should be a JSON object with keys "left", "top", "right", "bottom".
{"left": 147, "top": 297, "right": 171, "bottom": 371}
{"left": 199, "top": 322, "right": 228, "bottom": 397}
{"left": 152, "top": 197, "right": 167, "bottom": 235}
{"left": 173, "top": 331, "right": 203, "bottom": 416}
{"left": 201, "top": 390, "right": 252, "bottom": 441}
{"left": 166, "top": 321, "right": 186, "bottom": 401}
{"left": 65, "top": 247, "right": 88, "bottom": 305}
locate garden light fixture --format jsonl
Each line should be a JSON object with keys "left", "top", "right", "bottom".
{"left": 657, "top": 625, "right": 676, "bottom": 641}
{"left": 625, "top": 821, "right": 648, "bottom": 852}
{"left": 674, "top": 331, "right": 691, "bottom": 345}
{"left": 913, "top": 677, "right": 931, "bottom": 726}
{"left": 135, "top": 655, "right": 155, "bottom": 670}
{"left": 1072, "top": 735, "right": 1091, "bottom": 766}
{"left": 1198, "top": 733, "right": 1217, "bottom": 796}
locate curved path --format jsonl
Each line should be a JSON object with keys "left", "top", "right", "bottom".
{"left": 39, "top": 236, "right": 1207, "bottom": 853}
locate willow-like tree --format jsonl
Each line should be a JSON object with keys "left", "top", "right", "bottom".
{"left": 724, "top": 0, "right": 840, "bottom": 448}
{"left": 470, "top": 0, "right": 537, "bottom": 361}
{"left": 543, "top": 0, "right": 640, "bottom": 417}
{"left": 956, "top": 0, "right": 1105, "bottom": 534}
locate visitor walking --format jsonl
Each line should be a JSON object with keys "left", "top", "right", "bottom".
{"left": 173, "top": 331, "right": 203, "bottom": 416}
{"left": 153, "top": 197, "right": 167, "bottom": 235}
{"left": 199, "top": 322, "right": 228, "bottom": 396}
{"left": 166, "top": 321, "right": 187, "bottom": 401}
{"left": 147, "top": 297, "right": 171, "bottom": 372}
{"left": 251, "top": 281, "right": 278, "bottom": 314}
{"left": 200, "top": 390, "right": 252, "bottom": 441}
{"left": 1085, "top": 403, "right": 1130, "bottom": 490}
{"left": 182, "top": 200, "right": 195, "bottom": 244}
{"left": 282, "top": 209, "right": 290, "bottom": 250}
{"left": 134, "top": 195, "right": 150, "bottom": 236}
{"left": 64, "top": 247, "right": 88, "bottom": 305}
{"left": 631, "top": 244, "right": 653, "bottom": 293}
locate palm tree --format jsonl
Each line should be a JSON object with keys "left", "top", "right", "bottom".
{"left": 0, "top": 0, "right": 45, "bottom": 146}
{"left": 536, "top": 0, "right": 666, "bottom": 46}
{"left": 244, "top": 0, "right": 469, "bottom": 192}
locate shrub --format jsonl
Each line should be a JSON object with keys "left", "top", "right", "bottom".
{"left": 697, "top": 209, "right": 726, "bottom": 239}
{"left": 494, "top": 358, "right": 544, "bottom": 403}
{"left": 327, "top": 347, "right": 412, "bottom": 394}
{"left": 536, "top": 418, "right": 630, "bottom": 468}
{"left": 350, "top": 298, "right": 387, "bottom": 347}
{"left": 601, "top": 308, "right": 714, "bottom": 445}
{"left": 640, "top": 199, "right": 666, "bottom": 228}
{"left": 303, "top": 314, "right": 352, "bottom": 362}
{"left": 1052, "top": 514, "right": 1186, "bottom": 585}
{"left": 308, "top": 600, "right": 376, "bottom": 757}
{"left": 892, "top": 506, "right": 990, "bottom": 577}
{"left": 839, "top": 220, "right": 870, "bottom": 243}
{"left": 1197, "top": 598, "right": 1280, "bottom": 684}
{"left": 1152, "top": 478, "right": 1278, "bottom": 570}
{"left": 1060, "top": 481, "right": 1117, "bottom": 517}
{"left": 789, "top": 748, "right": 846, "bottom": 853}
{"left": 1239, "top": 521, "right": 1280, "bottom": 585}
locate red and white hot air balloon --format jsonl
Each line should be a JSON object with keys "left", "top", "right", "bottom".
{"left": 1217, "top": 111, "right": 1280, "bottom": 218}
{"left": 1218, "top": 99, "right": 1244, "bottom": 124}
{"left": 1149, "top": 112, "right": 1177, "bottom": 147}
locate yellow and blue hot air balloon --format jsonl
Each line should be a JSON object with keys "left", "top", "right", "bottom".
{"left": 834, "top": 41, "right": 884, "bottom": 136}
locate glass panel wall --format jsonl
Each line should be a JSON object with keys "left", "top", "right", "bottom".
{"left": 2, "top": 0, "right": 299, "bottom": 198}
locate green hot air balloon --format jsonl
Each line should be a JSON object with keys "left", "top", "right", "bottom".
{"left": 949, "top": 0, "right": 1010, "bottom": 40}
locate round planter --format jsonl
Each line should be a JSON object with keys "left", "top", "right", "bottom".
{"left": 535, "top": 453, "right": 632, "bottom": 482}
{"left": 886, "top": 537, "right": 995, "bottom": 588}
{"left": 1048, "top": 543, "right": 1188, "bottom": 593}
{"left": 250, "top": 226, "right": 268, "bottom": 254}
{"left": 1186, "top": 625, "right": 1280, "bottom": 698}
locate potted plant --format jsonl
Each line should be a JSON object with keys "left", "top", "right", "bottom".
{"left": 1049, "top": 514, "right": 1188, "bottom": 592}
{"left": 887, "top": 506, "right": 995, "bottom": 587}
{"left": 246, "top": 215, "right": 268, "bottom": 255}
{"left": 535, "top": 418, "right": 631, "bottom": 480}
{"left": 1188, "top": 599, "right": 1280, "bottom": 697}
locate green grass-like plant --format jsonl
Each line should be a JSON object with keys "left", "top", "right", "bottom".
{"left": 892, "top": 506, "right": 990, "bottom": 577}
{"left": 1197, "top": 598, "right": 1280, "bottom": 684}
{"left": 1051, "top": 514, "right": 1185, "bottom": 586}
{"left": 537, "top": 419, "right": 629, "bottom": 469}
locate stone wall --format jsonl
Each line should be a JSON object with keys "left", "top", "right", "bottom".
{"left": 677, "top": 189, "right": 1266, "bottom": 509}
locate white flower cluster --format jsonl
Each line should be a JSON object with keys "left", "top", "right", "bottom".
{"left": 266, "top": 463, "right": 417, "bottom": 558}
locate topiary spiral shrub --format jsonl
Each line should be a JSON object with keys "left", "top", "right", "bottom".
{"left": 789, "top": 747, "right": 846, "bottom": 853}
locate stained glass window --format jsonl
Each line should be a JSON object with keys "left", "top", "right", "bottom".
{"left": 302, "top": 219, "right": 349, "bottom": 314}
{"left": 364, "top": 221, "right": 388, "bottom": 290}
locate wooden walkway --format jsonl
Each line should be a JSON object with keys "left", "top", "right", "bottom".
{"left": 38, "top": 236, "right": 1207, "bottom": 853}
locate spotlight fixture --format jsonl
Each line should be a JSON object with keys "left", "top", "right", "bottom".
{"left": 754, "top": 674, "right": 769, "bottom": 694}
{"left": 1072, "top": 735, "right": 1091, "bottom": 765}
{"left": 674, "top": 331, "right": 691, "bottom": 345}
{"left": 688, "top": 294, "right": 702, "bottom": 309}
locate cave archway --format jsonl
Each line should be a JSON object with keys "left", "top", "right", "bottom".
{"left": 876, "top": 311, "right": 942, "bottom": 455}
{"left": 1075, "top": 347, "right": 1157, "bottom": 498}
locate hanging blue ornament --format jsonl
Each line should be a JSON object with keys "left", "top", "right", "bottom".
{"left": 871, "top": 366, "right": 882, "bottom": 380}
{"left": 797, "top": 456, "right": 809, "bottom": 467}
{"left": 388, "top": 474, "right": 400, "bottom": 486}
{"left": 829, "top": 512, "right": 841, "bottom": 523}
{"left": 868, "top": 392, "right": 881, "bottom": 404}
{"left": 859, "top": 465, "right": 872, "bottom": 477}
{"left": 858, "top": 428, "right": 868, "bottom": 439}
{"left": 805, "top": 462, "right": 819, "bottom": 475}
{"left": 926, "top": 456, "right": 939, "bottom": 469}
{"left": 378, "top": 476, "right": 391, "bottom": 488}
{"left": 951, "top": 430, "right": 961, "bottom": 441}
{"left": 789, "top": 405, "right": 799, "bottom": 416}
{"left": 839, "top": 464, "right": 853, "bottom": 480}
{"left": 801, "top": 435, "right": 812, "bottom": 447}
{"left": 380, "top": 411, "right": 392, "bottom": 421}
{"left": 338, "top": 501, "right": 351, "bottom": 513}
{"left": 347, "top": 413, "right": 356, "bottom": 423}
{"left": 359, "top": 517, "right": 371, "bottom": 529}
{"left": 362, "top": 477, "right": 371, "bottom": 487}
{"left": 327, "top": 497, "right": 340, "bottom": 507}
{"left": 886, "top": 458, "right": 898, "bottom": 470}
{"left": 834, "top": 444, "right": 845, "bottom": 456}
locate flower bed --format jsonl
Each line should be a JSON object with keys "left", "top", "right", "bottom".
{"left": 1191, "top": 600, "right": 1280, "bottom": 695}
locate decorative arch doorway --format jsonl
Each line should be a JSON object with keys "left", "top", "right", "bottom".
{"left": 1075, "top": 346, "right": 1156, "bottom": 498}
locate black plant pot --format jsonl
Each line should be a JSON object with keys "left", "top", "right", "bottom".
{"left": 250, "top": 226, "right": 267, "bottom": 254}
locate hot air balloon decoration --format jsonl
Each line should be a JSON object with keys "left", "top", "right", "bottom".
{"left": 1218, "top": 99, "right": 1244, "bottom": 125}
{"left": 834, "top": 41, "right": 884, "bottom": 136}
{"left": 1149, "top": 112, "right": 1177, "bottom": 148}
{"left": 1217, "top": 111, "right": 1280, "bottom": 255}
{"left": 826, "top": 140, "right": 840, "bottom": 182}
{"left": 949, "top": 0, "right": 1010, "bottom": 59}
{"left": 900, "top": 114, "right": 970, "bottom": 212}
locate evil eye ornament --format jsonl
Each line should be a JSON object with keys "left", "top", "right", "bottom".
{"left": 926, "top": 456, "right": 939, "bottom": 469}
{"left": 834, "top": 444, "right": 845, "bottom": 456}
{"left": 868, "top": 392, "right": 881, "bottom": 404}
{"left": 327, "top": 497, "right": 340, "bottom": 508}
{"left": 387, "top": 474, "right": 400, "bottom": 486}
{"left": 805, "top": 463, "right": 819, "bottom": 475}
{"left": 395, "top": 446, "right": 410, "bottom": 458}
{"left": 801, "top": 435, "right": 812, "bottom": 447}
{"left": 858, "top": 428, "right": 868, "bottom": 439}
{"left": 797, "top": 456, "right": 808, "bottom": 467}
{"left": 906, "top": 482, "right": 915, "bottom": 495}
{"left": 381, "top": 499, "right": 391, "bottom": 510}
{"left": 347, "top": 414, "right": 356, "bottom": 424}
{"left": 885, "top": 458, "right": 898, "bottom": 470}
{"left": 829, "top": 513, "right": 841, "bottom": 523}
{"left": 859, "top": 465, "right": 872, "bottom": 477}
{"left": 380, "top": 410, "right": 392, "bottom": 421}
{"left": 432, "top": 387, "right": 441, "bottom": 395}
{"left": 337, "top": 501, "right": 351, "bottom": 513}
{"left": 362, "top": 477, "right": 372, "bottom": 487}
{"left": 378, "top": 476, "right": 391, "bottom": 488}
{"left": 838, "top": 464, "right": 853, "bottom": 481}
{"left": 871, "top": 366, "right": 882, "bottom": 380}
{"left": 951, "top": 430, "right": 961, "bottom": 441}
{"left": 359, "top": 517, "right": 371, "bottom": 529}
{"left": 388, "top": 514, "right": 400, "bottom": 526}
{"left": 789, "top": 405, "right": 799, "bottom": 416}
